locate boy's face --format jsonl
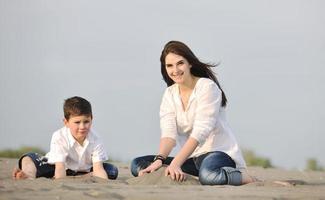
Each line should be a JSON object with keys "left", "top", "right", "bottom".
{"left": 64, "top": 115, "right": 92, "bottom": 144}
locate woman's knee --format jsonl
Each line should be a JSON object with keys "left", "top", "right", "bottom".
{"left": 199, "top": 168, "right": 227, "bottom": 185}
{"left": 199, "top": 167, "right": 242, "bottom": 186}
{"left": 130, "top": 158, "right": 140, "bottom": 177}
{"left": 130, "top": 156, "right": 153, "bottom": 177}
{"left": 103, "top": 163, "right": 118, "bottom": 180}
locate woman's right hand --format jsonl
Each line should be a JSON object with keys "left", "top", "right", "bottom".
{"left": 138, "top": 160, "right": 163, "bottom": 176}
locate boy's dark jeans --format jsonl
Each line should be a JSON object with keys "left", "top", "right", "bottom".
{"left": 19, "top": 152, "right": 118, "bottom": 179}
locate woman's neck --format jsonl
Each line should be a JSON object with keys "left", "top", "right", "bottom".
{"left": 178, "top": 76, "right": 199, "bottom": 92}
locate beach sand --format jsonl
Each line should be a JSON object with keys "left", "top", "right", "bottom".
{"left": 1, "top": 158, "right": 325, "bottom": 200}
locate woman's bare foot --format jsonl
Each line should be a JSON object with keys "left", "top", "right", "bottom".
{"left": 241, "top": 170, "right": 260, "bottom": 184}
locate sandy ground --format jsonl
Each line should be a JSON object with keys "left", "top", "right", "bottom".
{"left": 1, "top": 158, "right": 325, "bottom": 200}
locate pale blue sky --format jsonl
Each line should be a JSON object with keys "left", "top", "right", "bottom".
{"left": 1, "top": 0, "right": 324, "bottom": 169}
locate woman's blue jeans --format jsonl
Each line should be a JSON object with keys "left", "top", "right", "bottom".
{"left": 131, "top": 151, "right": 242, "bottom": 185}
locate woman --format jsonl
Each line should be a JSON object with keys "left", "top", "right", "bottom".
{"left": 131, "top": 41, "right": 254, "bottom": 185}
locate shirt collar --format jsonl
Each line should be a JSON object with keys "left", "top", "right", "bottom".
{"left": 66, "top": 127, "right": 95, "bottom": 147}
{"left": 173, "top": 79, "right": 200, "bottom": 109}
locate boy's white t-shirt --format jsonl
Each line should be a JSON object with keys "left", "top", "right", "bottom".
{"left": 46, "top": 126, "right": 108, "bottom": 171}
{"left": 160, "top": 78, "right": 247, "bottom": 169}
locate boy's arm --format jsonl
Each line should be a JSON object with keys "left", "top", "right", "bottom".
{"left": 92, "top": 161, "right": 108, "bottom": 180}
{"left": 54, "top": 162, "right": 66, "bottom": 179}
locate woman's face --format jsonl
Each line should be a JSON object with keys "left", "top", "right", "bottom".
{"left": 165, "top": 53, "right": 192, "bottom": 85}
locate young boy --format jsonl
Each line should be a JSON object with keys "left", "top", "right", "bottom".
{"left": 12, "top": 96, "right": 118, "bottom": 180}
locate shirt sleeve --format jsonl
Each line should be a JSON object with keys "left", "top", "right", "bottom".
{"left": 91, "top": 140, "right": 108, "bottom": 163}
{"left": 160, "top": 88, "right": 178, "bottom": 140}
{"left": 47, "top": 131, "right": 68, "bottom": 163}
{"left": 190, "top": 82, "right": 222, "bottom": 145}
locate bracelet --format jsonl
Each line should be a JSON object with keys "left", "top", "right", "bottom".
{"left": 153, "top": 155, "right": 166, "bottom": 163}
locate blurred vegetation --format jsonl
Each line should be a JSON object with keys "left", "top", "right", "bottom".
{"left": 0, "top": 147, "right": 275, "bottom": 168}
{"left": 0, "top": 146, "right": 46, "bottom": 158}
{"left": 305, "top": 158, "right": 324, "bottom": 171}
{"left": 243, "top": 149, "right": 272, "bottom": 168}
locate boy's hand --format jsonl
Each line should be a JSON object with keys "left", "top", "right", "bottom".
{"left": 138, "top": 160, "right": 163, "bottom": 176}
{"left": 12, "top": 168, "right": 28, "bottom": 180}
{"left": 92, "top": 162, "right": 108, "bottom": 180}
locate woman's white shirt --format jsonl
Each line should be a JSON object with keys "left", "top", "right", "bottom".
{"left": 160, "top": 78, "right": 246, "bottom": 169}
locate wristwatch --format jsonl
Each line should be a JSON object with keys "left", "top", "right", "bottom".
{"left": 153, "top": 155, "right": 166, "bottom": 164}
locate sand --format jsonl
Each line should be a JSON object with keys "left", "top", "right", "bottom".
{"left": 1, "top": 158, "right": 325, "bottom": 200}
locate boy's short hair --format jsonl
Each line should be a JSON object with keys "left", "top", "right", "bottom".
{"left": 63, "top": 96, "right": 92, "bottom": 120}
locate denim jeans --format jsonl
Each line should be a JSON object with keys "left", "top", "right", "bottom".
{"left": 131, "top": 151, "right": 242, "bottom": 185}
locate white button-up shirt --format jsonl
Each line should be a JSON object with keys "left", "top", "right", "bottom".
{"left": 46, "top": 126, "right": 108, "bottom": 171}
{"left": 160, "top": 78, "right": 246, "bottom": 169}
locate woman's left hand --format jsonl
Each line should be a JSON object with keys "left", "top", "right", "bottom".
{"left": 164, "top": 164, "right": 186, "bottom": 182}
